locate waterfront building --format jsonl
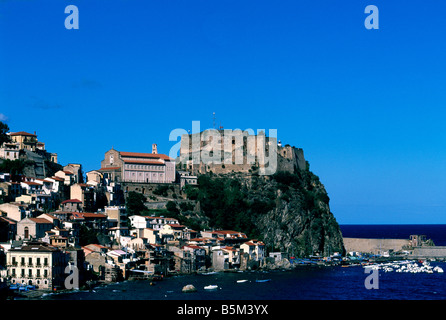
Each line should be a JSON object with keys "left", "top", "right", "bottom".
{"left": 182, "top": 245, "right": 206, "bottom": 271}
{"left": 240, "top": 239, "right": 266, "bottom": 262}
{"left": 6, "top": 241, "right": 67, "bottom": 289}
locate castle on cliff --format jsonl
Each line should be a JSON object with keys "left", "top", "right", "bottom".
{"left": 179, "top": 129, "right": 306, "bottom": 176}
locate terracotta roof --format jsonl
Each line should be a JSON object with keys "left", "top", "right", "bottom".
{"left": 222, "top": 247, "right": 238, "bottom": 252}
{"left": 168, "top": 224, "right": 186, "bottom": 228}
{"left": 214, "top": 230, "right": 247, "bottom": 237}
{"left": 76, "top": 183, "right": 89, "bottom": 187}
{"left": 29, "top": 218, "right": 52, "bottom": 224}
{"left": 243, "top": 240, "right": 265, "bottom": 246}
{"left": 62, "top": 171, "right": 74, "bottom": 175}
{"left": 123, "top": 160, "right": 164, "bottom": 165}
{"left": 70, "top": 212, "right": 85, "bottom": 220}
{"left": 0, "top": 216, "right": 16, "bottom": 224}
{"left": 21, "top": 181, "right": 42, "bottom": 186}
{"left": 38, "top": 213, "right": 58, "bottom": 220}
{"left": 81, "top": 212, "right": 107, "bottom": 218}
{"left": 99, "top": 167, "right": 121, "bottom": 171}
{"left": 51, "top": 176, "right": 64, "bottom": 181}
{"left": 9, "top": 131, "right": 36, "bottom": 137}
{"left": 61, "top": 199, "right": 82, "bottom": 204}
{"left": 11, "top": 244, "right": 59, "bottom": 252}
{"left": 184, "top": 245, "right": 204, "bottom": 250}
{"left": 119, "top": 151, "right": 173, "bottom": 161}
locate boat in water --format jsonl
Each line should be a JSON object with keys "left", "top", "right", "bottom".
{"left": 255, "top": 279, "right": 271, "bottom": 283}
{"left": 237, "top": 280, "right": 248, "bottom": 283}
{"left": 201, "top": 271, "right": 218, "bottom": 275}
{"left": 204, "top": 285, "right": 219, "bottom": 290}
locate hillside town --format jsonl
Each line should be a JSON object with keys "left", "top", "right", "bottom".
{"left": 0, "top": 129, "right": 286, "bottom": 294}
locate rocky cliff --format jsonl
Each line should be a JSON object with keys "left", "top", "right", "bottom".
{"left": 180, "top": 161, "right": 345, "bottom": 257}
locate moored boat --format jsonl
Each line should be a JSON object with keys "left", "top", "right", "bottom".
{"left": 204, "top": 285, "right": 218, "bottom": 290}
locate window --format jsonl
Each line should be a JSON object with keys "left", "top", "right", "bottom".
{"left": 44, "top": 258, "right": 48, "bottom": 266}
{"left": 44, "top": 270, "right": 48, "bottom": 277}
{"left": 28, "top": 257, "right": 32, "bottom": 266}
{"left": 36, "top": 258, "right": 40, "bottom": 266}
{"left": 21, "top": 257, "right": 25, "bottom": 266}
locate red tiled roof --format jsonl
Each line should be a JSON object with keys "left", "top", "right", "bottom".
{"left": 62, "top": 171, "right": 74, "bottom": 175}
{"left": 119, "top": 151, "right": 173, "bottom": 161}
{"left": 51, "top": 176, "right": 64, "bottom": 181}
{"left": 214, "top": 230, "right": 247, "bottom": 237}
{"left": 22, "top": 181, "right": 42, "bottom": 186}
{"left": 9, "top": 131, "right": 36, "bottom": 137}
{"left": 184, "top": 245, "right": 204, "bottom": 250}
{"left": 61, "top": 199, "right": 82, "bottom": 204}
{"left": 29, "top": 218, "right": 52, "bottom": 224}
{"left": 76, "top": 183, "right": 89, "bottom": 187}
{"left": 38, "top": 213, "right": 58, "bottom": 220}
{"left": 99, "top": 166, "right": 121, "bottom": 171}
{"left": 81, "top": 212, "right": 107, "bottom": 218}
{"left": 243, "top": 240, "right": 265, "bottom": 247}
{"left": 168, "top": 224, "right": 185, "bottom": 229}
{"left": 70, "top": 212, "right": 85, "bottom": 220}
{"left": 0, "top": 216, "right": 16, "bottom": 224}
{"left": 123, "top": 160, "right": 164, "bottom": 165}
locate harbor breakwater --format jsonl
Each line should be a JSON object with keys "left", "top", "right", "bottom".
{"left": 344, "top": 237, "right": 446, "bottom": 259}
{"left": 343, "top": 238, "right": 409, "bottom": 255}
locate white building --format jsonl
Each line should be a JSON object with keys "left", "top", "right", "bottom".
{"left": 6, "top": 241, "right": 67, "bottom": 289}
{"left": 0, "top": 141, "right": 20, "bottom": 160}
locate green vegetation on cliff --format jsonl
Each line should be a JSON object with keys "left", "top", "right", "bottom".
{"left": 184, "top": 165, "right": 345, "bottom": 257}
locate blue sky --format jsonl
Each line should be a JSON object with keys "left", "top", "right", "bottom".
{"left": 1, "top": 0, "right": 446, "bottom": 224}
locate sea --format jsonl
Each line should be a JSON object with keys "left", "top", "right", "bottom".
{"left": 39, "top": 224, "right": 446, "bottom": 301}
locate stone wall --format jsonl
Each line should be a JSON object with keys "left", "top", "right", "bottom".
{"left": 343, "top": 237, "right": 410, "bottom": 254}
{"left": 411, "top": 246, "right": 446, "bottom": 258}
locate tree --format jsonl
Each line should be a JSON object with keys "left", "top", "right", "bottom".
{"left": 0, "top": 159, "right": 25, "bottom": 176}
{"left": 125, "top": 191, "right": 147, "bottom": 215}
{"left": 79, "top": 225, "right": 98, "bottom": 246}
{"left": 166, "top": 201, "right": 179, "bottom": 214}
{"left": 0, "top": 121, "right": 10, "bottom": 146}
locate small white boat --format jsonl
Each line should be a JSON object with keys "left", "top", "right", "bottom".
{"left": 237, "top": 280, "right": 248, "bottom": 283}
{"left": 204, "top": 285, "right": 218, "bottom": 290}
{"left": 201, "top": 271, "right": 218, "bottom": 275}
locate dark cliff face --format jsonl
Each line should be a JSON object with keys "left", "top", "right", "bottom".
{"left": 185, "top": 166, "right": 345, "bottom": 258}
{"left": 253, "top": 170, "right": 345, "bottom": 257}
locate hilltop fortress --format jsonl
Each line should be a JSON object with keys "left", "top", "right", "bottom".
{"left": 178, "top": 129, "right": 306, "bottom": 176}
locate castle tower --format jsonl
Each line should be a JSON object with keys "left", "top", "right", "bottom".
{"left": 152, "top": 144, "right": 158, "bottom": 154}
